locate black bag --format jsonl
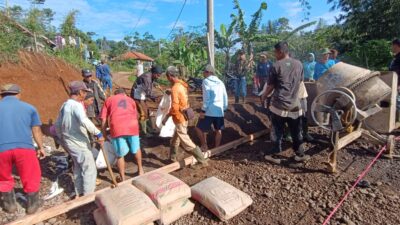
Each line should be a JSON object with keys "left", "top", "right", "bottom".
{"left": 182, "top": 107, "right": 195, "bottom": 121}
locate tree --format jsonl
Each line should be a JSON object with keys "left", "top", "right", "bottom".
{"left": 60, "top": 10, "right": 78, "bottom": 37}
{"left": 230, "top": 0, "right": 267, "bottom": 72}
{"left": 328, "top": 0, "right": 400, "bottom": 42}
{"left": 215, "top": 21, "right": 240, "bottom": 72}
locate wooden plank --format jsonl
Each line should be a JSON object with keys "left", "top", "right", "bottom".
{"left": 7, "top": 130, "right": 268, "bottom": 225}
{"left": 337, "top": 130, "right": 363, "bottom": 150}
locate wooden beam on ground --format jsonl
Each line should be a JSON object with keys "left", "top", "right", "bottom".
{"left": 7, "top": 130, "right": 268, "bottom": 225}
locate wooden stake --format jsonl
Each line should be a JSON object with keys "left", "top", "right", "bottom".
{"left": 7, "top": 130, "right": 268, "bottom": 225}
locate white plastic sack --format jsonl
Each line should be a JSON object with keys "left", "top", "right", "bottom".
{"left": 132, "top": 171, "right": 191, "bottom": 208}
{"left": 91, "top": 141, "right": 118, "bottom": 170}
{"left": 191, "top": 176, "right": 253, "bottom": 221}
{"left": 95, "top": 184, "right": 160, "bottom": 225}
{"left": 156, "top": 94, "right": 176, "bottom": 138}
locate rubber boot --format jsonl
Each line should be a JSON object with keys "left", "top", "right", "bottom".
{"left": 302, "top": 117, "right": 314, "bottom": 142}
{"left": 190, "top": 146, "right": 208, "bottom": 169}
{"left": 139, "top": 120, "right": 152, "bottom": 138}
{"left": 1, "top": 190, "right": 17, "bottom": 213}
{"left": 241, "top": 96, "right": 245, "bottom": 104}
{"left": 26, "top": 192, "right": 40, "bottom": 214}
{"left": 235, "top": 96, "right": 239, "bottom": 104}
{"left": 146, "top": 119, "right": 157, "bottom": 134}
{"left": 170, "top": 146, "right": 180, "bottom": 162}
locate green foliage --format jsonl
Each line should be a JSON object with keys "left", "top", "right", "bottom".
{"left": 342, "top": 40, "right": 392, "bottom": 70}
{"left": 0, "top": 14, "right": 30, "bottom": 62}
{"left": 51, "top": 47, "right": 91, "bottom": 69}
{"left": 60, "top": 10, "right": 79, "bottom": 37}
{"left": 328, "top": 0, "right": 400, "bottom": 42}
{"left": 110, "top": 59, "right": 136, "bottom": 72}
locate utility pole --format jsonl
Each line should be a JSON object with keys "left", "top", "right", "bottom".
{"left": 5, "top": 0, "right": 9, "bottom": 16}
{"left": 207, "top": 0, "right": 214, "bottom": 67}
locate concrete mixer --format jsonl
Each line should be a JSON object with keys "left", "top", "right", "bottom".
{"left": 311, "top": 62, "right": 396, "bottom": 173}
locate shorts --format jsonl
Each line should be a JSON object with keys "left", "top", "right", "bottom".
{"left": 111, "top": 136, "right": 140, "bottom": 157}
{"left": 197, "top": 116, "right": 224, "bottom": 132}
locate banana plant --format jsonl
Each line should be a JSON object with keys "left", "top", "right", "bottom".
{"left": 231, "top": 0, "right": 268, "bottom": 72}
{"left": 215, "top": 21, "right": 240, "bottom": 72}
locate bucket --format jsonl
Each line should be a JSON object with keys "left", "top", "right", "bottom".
{"left": 316, "top": 62, "right": 392, "bottom": 110}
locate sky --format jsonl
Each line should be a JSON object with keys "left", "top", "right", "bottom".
{"left": 4, "top": 0, "right": 341, "bottom": 40}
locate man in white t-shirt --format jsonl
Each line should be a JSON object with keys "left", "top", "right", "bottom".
{"left": 136, "top": 60, "right": 144, "bottom": 77}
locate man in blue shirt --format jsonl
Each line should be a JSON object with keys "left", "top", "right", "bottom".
{"left": 0, "top": 84, "right": 45, "bottom": 214}
{"left": 255, "top": 53, "right": 273, "bottom": 93}
{"left": 314, "top": 48, "right": 336, "bottom": 80}
{"left": 195, "top": 65, "right": 228, "bottom": 151}
{"left": 100, "top": 59, "right": 113, "bottom": 94}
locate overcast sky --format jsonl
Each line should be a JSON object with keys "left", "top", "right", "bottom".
{"left": 5, "top": 0, "right": 341, "bottom": 40}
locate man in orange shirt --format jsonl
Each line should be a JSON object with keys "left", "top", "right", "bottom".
{"left": 162, "top": 66, "right": 208, "bottom": 169}
{"left": 100, "top": 88, "right": 143, "bottom": 181}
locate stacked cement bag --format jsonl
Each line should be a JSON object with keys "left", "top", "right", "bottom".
{"left": 94, "top": 184, "right": 160, "bottom": 225}
{"left": 191, "top": 176, "right": 253, "bottom": 221}
{"left": 132, "top": 171, "right": 194, "bottom": 225}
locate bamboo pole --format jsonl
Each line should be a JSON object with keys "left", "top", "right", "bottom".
{"left": 7, "top": 130, "right": 268, "bottom": 225}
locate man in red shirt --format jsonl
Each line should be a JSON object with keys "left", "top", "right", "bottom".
{"left": 100, "top": 88, "right": 143, "bottom": 181}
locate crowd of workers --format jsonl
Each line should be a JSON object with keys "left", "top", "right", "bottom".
{"left": 1, "top": 39, "right": 400, "bottom": 215}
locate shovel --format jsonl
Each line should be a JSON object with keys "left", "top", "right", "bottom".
{"left": 99, "top": 144, "right": 118, "bottom": 187}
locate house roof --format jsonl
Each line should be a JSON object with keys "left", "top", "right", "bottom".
{"left": 117, "top": 51, "right": 154, "bottom": 61}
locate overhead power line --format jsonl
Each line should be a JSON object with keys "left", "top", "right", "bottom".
{"left": 133, "top": 0, "right": 152, "bottom": 31}
{"left": 166, "top": 0, "right": 187, "bottom": 38}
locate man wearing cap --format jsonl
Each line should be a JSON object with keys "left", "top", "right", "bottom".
{"left": 0, "top": 84, "right": 45, "bottom": 214}
{"left": 195, "top": 65, "right": 228, "bottom": 151}
{"left": 100, "top": 59, "right": 113, "bottom": 94}
{"left": 314, "top": 48, "right": 335, "bottom": 80}
{"left": 55, "top": 81, "right": 104, "bottom": 197}
{"left": 255, "top": 53, "right": 273, "bottom": 93}
{"left": 162, "top": 66, "right": 208, "bottom": 168}
{"left": 234, "top": 50, "right": 249, "bottom": 103}
{"left": 101, "top": 88, "right": 144, "bottom": 181}
{"left": 130, "top": 65, "right": 162, "bottom": 137}
{"left": 82, "top": 69, "right": 106, "bottom": 125}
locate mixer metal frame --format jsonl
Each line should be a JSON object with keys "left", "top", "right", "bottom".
{"left": 311, "top": 88, "right": 395, "bottom": 173}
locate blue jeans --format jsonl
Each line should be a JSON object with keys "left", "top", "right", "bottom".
{"left": 235, "top": 76, "right": 247, "bottom": 98}
{"left": 102, "top": 76, "right": 112, "bottom": 91}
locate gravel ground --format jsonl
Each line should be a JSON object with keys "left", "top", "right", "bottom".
{"left": 1, "top": 99, "right": 400, "bottom": 225}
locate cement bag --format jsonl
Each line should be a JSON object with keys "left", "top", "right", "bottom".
{"left": 95, "top": 141, "right": 118, "bottom": 169}
{"left": 132, "top": 171, "right": 191, "bottom": 208}
{"left": 191, "top": 176, "right": 253, "bottom": 221}
{"left": 156, "top": 94, "right": 175, "bottom": 138}
{"left": 158, "top": 199, "right": 195, "bottom": 225}
{"left": 95, "top": 184, "right": 160, "bottom": 225}
{"left": 93, "top": 208, "right": 109, "bottom": 225}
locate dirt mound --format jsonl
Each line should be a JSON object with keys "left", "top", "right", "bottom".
{"left": 0, "top": 51, "right": 82, "bottom": 123}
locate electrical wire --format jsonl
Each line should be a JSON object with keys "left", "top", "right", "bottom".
{"left": 133, "top": 0, "right": 152, "bottom": 31}
{"left": 166, "top": 0, "right": 187, "bottom": 38}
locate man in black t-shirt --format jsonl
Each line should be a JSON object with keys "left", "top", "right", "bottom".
{"left": 261, "top": 41, "right": 310, "bottom": 163}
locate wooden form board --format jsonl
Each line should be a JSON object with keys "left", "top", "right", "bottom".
{"left": 364, "top": 72, "right": 399, "bottom": 133}
{"left": 7, "top": 130, "right": 268, "bottom": 225}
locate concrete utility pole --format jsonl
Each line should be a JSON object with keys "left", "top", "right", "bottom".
{"left": 5, "top": 0, "right": 9, "bottom": 16}
{"left": 207, "top": 0, "right": 214, "bottom": 67}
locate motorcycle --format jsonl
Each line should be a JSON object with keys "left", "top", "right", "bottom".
{"left": 187, "top": 76, "right": 203, "bottom": 92}
{"left": 224, "top": 72, "right": 237, "bottom": 95}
